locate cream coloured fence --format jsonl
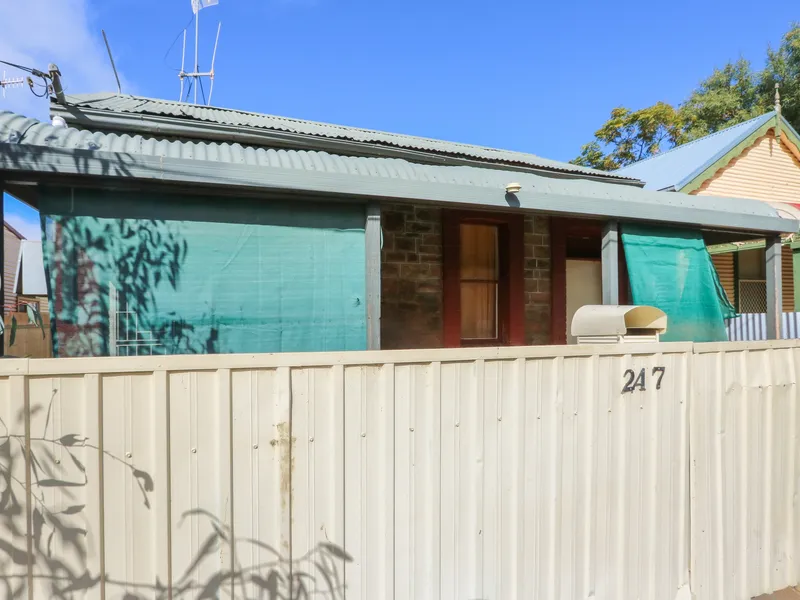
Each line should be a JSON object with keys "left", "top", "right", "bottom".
{"left": 0, "top": 342, "right": 795, "bottom": 599}
{"left": 691, "top": 341, "right": 800, "bottom": 600}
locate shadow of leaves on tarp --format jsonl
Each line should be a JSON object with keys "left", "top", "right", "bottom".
{"left": 1, "top": 391, "right": 351, "bottom": 599}
{"left": 47, "top": 216, "right": 219, "bottom": 357}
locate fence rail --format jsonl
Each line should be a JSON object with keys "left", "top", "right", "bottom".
{"left": 0, "top": 341, "right": 798, "bottom": 599}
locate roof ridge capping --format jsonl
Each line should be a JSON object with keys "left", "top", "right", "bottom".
{"left": 54, "top": 92, "right": 642, "bottom": 185}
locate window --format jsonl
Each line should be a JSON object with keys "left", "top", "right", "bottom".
{"left": 460, "top": 224, "right": 499, "bottom": 340}
{"left": 18, "top": 300, "right": 39, "bottom": 312}
{"left": 443, "top": 211, "right": 525, "bottom": 347}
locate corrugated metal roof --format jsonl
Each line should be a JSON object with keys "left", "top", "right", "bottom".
{"left": 0, "top": 110, "right": 796, "bottom": 234}
{"left": 615, "top": 112, "right": 777, "bottom": 190}
{"left": 55, "top": 93, "right": 633, "bottom": 181}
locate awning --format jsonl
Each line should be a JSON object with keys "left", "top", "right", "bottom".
{"left": 1, "top": 110, "right": 798, "bottom": 236}
{"left": 768, "top": 202, "right": 800, "bottom": 222}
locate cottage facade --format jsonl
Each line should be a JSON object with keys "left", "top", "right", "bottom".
{"left": 1, "top": 93, "right": 796, "bottom": 356}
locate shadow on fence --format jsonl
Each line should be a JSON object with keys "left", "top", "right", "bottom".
{"left": 0, "top": 395, "right": 351, "bottom": 599}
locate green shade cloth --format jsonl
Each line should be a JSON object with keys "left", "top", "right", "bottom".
{"left": 621, "top": 224, "right": 736, "bottom": 342}
{"left": 39, "top": 188, "right": 367, "bottom": 357}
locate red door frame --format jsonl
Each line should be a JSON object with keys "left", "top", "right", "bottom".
{"left": 550, "top": 218, "right": 630, "bottom": 345}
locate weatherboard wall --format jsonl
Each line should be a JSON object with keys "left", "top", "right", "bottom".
{"left": 4, "top": 222, "right": 22, "bottom": 312}
{"left": 695, "top": 131, "right": 800, "bottom": 203}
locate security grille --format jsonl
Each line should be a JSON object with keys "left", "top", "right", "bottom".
{"left": 738, "top": 279, "right": 767, "bottom": 313}
{"left": 108, "top": 282, "right": 162, "bottom": 356}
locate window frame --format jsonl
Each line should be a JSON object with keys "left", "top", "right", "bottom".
{"left": 442, "top": 210, "right": 525, "bottom": 348}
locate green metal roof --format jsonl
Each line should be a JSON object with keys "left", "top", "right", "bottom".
{"left": 52, "top": 93, "right": 639, "bottom": 184}
{"left": 1, "top": 110, "right": 795, "bottom": 235}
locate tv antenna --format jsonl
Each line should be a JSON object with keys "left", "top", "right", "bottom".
{"left": 178, "top": 0, "right": 221, "bottom": 106}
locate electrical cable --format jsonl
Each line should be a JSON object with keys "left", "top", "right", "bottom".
{"left": 1, "top": 58, "right": 51, "bottom": 98}
{"left": 163, "top": 13, "right": 197, "bottom": 72}
{"left": 28, "top": 78, "right": 49, "bottom": 98}
{"left": 199, "top": 78, "right": 206, "bottom": 105}
{"left": 0, "top": 59, "right": 46, "bottom": 78}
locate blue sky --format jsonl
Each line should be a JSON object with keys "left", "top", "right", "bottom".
{"left": 3, "top": 0, "right": 800, "bottom": 238}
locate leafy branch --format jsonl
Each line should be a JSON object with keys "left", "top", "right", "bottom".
{"left": 573, "top": 25, "right": 800, "bottom": 170}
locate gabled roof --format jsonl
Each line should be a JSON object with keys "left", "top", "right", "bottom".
{"left": 51, "top": 93, "right": 638, "bottom": 184}
{"left": 615, "top": 112, "right": 787, "bottom": 191}
{"left": 1, "top": 110, "right": 796, "bottom": 235}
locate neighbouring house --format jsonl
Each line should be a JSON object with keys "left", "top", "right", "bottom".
{"left": 3, "top": 223, "right": 48, "bottom": 316}
{"left": 1, "top": 225, "right": 51, "bottom": 357}
{"left": 0, "top": 92, "right": 797, "bottom": 357}
{"left": 3, "top": 220, "right": 23, "bottom": 314}
{"left": 616, "top": 103, "right": 800, "bottom": 315}
{"left": 15, "top": 239, "right": 48, "bottom": 316}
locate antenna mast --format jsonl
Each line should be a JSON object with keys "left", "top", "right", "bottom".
{"left": 194, "top": 6, "right": 199, "bottom": 104}
{"left": 102, "top": 30, "right": 122, "bottom": 94}
{"left": 178, "top": 0, "right": 221, "bottom": 106}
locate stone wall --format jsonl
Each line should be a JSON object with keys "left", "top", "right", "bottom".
{"left": 380, "top": 204, "right": 551, "bottom": 349}
{"left": 381, "top": 204, "right": 444, "bottom": 349}
{"left": 523, "top": 215, "right": 551, "bottom": 345}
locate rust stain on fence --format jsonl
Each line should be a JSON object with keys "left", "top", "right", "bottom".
{"left": 271, "top": 421, "right": 295, "bottom": 510}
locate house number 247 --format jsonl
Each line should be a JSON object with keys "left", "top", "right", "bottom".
{"left": 622, "top": 367, "right": 666, "bottom": 394}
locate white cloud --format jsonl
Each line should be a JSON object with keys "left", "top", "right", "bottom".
{"left": 0, "top": 0, "right": 126, "bottom": 122}
{"left": 6, "top": 213, "right": 41, "bottom": 241}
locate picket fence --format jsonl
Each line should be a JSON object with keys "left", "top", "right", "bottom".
{"left": 726, "top": 312, "right": 800, "bottom": 341}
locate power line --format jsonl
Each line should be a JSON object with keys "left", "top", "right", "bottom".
{"left": 163, "top": 13, "right": 197, "bottom": 72}
{"left": 0, "top": 59, "right": 46, "bottom": 78}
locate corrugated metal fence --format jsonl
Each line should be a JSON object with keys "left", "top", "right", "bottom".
{"left": 0, "top": 342, "right": 797, "bottom": 599}
{"left": 691, "top": 342, "right": 800, "bottom": 600}
{"left": 726, "top": 312, "right": 800, "bottom": 341}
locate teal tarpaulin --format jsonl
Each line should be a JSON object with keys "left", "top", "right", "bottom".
{"left": 621, "top": 224, "right": 736, "bottom": 342}
{"left": 39, "top": 188, "right": 367, "bottom": 357}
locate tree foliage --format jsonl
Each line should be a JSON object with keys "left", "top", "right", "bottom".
{"left": 573, "top": 25, "right": 800, "bottom": 170}
{"left": 573, "top": 103, "right": 684, "bottom": 171}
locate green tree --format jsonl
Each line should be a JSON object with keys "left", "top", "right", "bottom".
{"left": 573, "top": 25, "right": 800, "bottom": 171}
{"left": 760, "top": 25, "right": 800, "bottom": 130}
{"left": 573, "top": 103, "right": 684, "bottom": 170}
{"left": 680, "top": 59, "right": 765, "bottom": 139}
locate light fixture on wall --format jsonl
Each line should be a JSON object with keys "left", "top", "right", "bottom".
{"left": 505, "top": 182, "right": 522, "bottom": 194}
